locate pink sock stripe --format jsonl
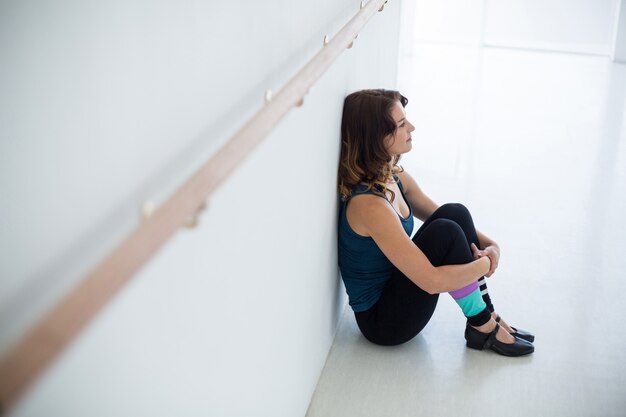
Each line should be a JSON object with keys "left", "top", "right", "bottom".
{"left": 449, "top": 281, "right": 479, "bottom": 300}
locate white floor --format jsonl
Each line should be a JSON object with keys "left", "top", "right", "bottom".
{"left": 307, "top": 44, "right": 626, "bottom": 417}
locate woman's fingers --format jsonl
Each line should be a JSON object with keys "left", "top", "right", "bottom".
{"left": 471, "top": 243, "right": 487, "bottom": 259}
{"left": 472, "top": 243, "right": 497, "bottom": 276}
{"left": 470, "top": 243, "right": 482, "bottom": 259}
{"left": 485, "top": 252, "right": 498, "bottom": 277}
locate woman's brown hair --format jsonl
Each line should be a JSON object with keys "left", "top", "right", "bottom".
{"left": 338, "top": 89, "right": 409, "bottom": 202}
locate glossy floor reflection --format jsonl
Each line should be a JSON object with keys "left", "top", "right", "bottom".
{"left": 307, "top": 45, "right": 626, "bottom": 417}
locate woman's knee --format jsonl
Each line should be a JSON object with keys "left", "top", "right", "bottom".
{"left": 413, "top": 218, "right": 473, "bottom": 264}
{"left": 417, "top": 218, "right": 465, "bottom": 241}
{"left": 436, "top": 203, "right": 470, "bottom": 220}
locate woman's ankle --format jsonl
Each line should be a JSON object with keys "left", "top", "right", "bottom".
{"left": 491, "top": 311, "right": 515, "bottom": 333}
{"left": 471, "top": 319, "right": 515, "bottom": 344}
{"left": 471, "top": 318, "right": 496, "bottom": 333}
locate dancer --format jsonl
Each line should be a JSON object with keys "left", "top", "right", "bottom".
{"left": 337, "top": 89, "right": 534, "bottom": 356}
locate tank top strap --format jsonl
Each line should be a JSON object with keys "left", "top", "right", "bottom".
{"left": 351, "top": 183, "right": 383, "bottom": 198}
{"left": 351, "top": 176, "right": 404, "bottom": 199}
{"left": 395, "top": 175, "right": 405, "bottom": 193}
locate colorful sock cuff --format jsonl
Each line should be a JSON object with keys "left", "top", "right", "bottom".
{"left": 478, "top": 277, "right": 488, "bottom": 294}
{"left": 466, "top": 306, "right": 492, "bottom": 327}
{"left": 478, "top": 277, "right": 495, "bottom": 312}
{"left": 449, "top": 281, "right": 479, "bottom": 300}
{"left": 454, "top": 287, "right": 488, "bottom": 317}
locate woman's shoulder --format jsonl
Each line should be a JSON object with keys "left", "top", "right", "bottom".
{"left": 346, "top": 193, "right": 399, "bottom": 237}
{"left": 347, "top": 192, "right": 395, "bottom": 218}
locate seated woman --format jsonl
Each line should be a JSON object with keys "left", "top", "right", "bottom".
{"left": 337, "top": 89, "right": 534, "bottom": 356}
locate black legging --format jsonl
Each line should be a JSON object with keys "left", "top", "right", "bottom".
{"left": 354, "top": 203, "right": 493, "bottom": 346}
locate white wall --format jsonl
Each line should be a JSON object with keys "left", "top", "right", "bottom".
{"left": 0, "top": 1, "right": 401, "bottom": 416}
{"left": 410, "top": 0, "right": 485, "bottom": 45}
{"left": 613, "top": 0, "right": 626, "bottom": 61}
{"left": 404, "top": 0, "right": 619, "bottom": 56}
{"left": 484, "top": 0, "right": 619, "bottom": 55}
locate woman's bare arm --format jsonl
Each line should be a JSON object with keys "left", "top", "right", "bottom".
{"left": 348, "top": 195, "right": 491, "bottom": 294}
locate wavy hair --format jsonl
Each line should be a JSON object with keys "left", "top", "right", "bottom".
{"left": 338, "top": 89, "right": 408, "bottom": 202}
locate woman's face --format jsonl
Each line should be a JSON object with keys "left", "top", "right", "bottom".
{"left": 384, "top": 101, "right": 415, "bottom": 155}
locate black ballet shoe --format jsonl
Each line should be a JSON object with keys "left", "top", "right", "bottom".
{"left": 465, "top": 323, "right": 534, "bottom": 357}
{"left": 495, "top": 314, "right": 535, "bottom": 343}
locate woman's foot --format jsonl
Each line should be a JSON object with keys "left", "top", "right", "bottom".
{"left": 472, "top": 318, "right": 515, "bottom": 344}
{"left": 465, "top": 320, "right": 534, "bottom": 357}
{"left": 491, "top": 312, "right": 535, "bottom": 343}
{"left": 491, "top": 312, "right": 514, "bottom": 333}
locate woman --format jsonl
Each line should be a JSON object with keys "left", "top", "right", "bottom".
{"left": 337, "top": 89, "right": 534, "bottom": 356}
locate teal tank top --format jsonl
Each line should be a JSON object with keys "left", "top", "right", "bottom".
{"left": 338, "top": 178, "right": 414, "bottom": 312}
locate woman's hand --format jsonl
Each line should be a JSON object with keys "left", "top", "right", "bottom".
{"left": 471, "top": 243, "right": 500, "bottom": 277}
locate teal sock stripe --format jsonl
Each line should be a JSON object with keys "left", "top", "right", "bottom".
{"left": 454, "top": 287, "right": 488, "bottom": 317}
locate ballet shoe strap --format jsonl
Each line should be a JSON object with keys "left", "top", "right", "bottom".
{"left": 483, "top": 323, "right": 500, "bottom": 350}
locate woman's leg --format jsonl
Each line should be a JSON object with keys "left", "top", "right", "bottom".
{"left": 355, "top": 215, "right": 491, "bottom": 345}
{"left": 421, "top": 204, "right": 534, "bottom": 351}
{"left": 355, "top": 269, "right": 438, "bottom": 346}
{"left": 412, "top": 218, "right": 492, "bottom": 327}
{"left": 416, "top": 203, "right": 495, "bottom": 313}
{"left": 356, "top": 203, "right": 532, "bottom": 354}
